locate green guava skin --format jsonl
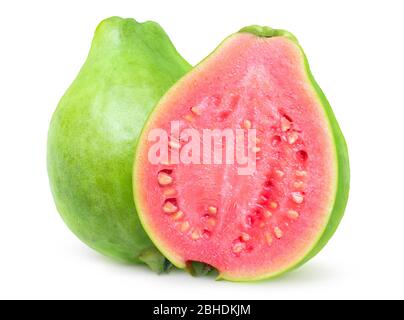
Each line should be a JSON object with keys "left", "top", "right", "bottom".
{"left": 134, "top": 25, "right": 350, "bottom": 281}
{"left": 47, "top": 17, "right": 191, "bottom": 271}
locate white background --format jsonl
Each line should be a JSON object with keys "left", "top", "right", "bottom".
{"left": 0, "top": 0, "right": 403, "bottom": 300}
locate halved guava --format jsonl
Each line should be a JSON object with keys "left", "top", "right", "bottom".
{"left": 133, "top": 26, "right": 349, "bottom": 281}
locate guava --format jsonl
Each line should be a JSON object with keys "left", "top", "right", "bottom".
{"left": 47, "top": 17, "right": 191, "bottom": 271}
{"left": 133, "top": 26, "right": 350, "bottom": 280}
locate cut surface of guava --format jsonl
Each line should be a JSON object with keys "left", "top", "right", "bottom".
{"left": 134, "top": 27, "right": 349, "bottom": 281}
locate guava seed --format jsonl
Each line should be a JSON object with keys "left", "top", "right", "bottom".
{"left": 287, "top": 210, "right": 299, "bottom": 219}
{"left": 281, "top": 117, "right": 291, "bottom": 132}
{"left": 169, "top": 139, "right": 181, "bottom": 149}
{"left": 291, "top": 192, "right": 304, "bottom": 204}
{"left": 295, "top": 170, "right": 307, "bottom": 177}
{"left": 275, "top": 170, "right": 285, "bottom": 178}
{"left": 264, "top": 210, "right": 273, "bottom": 218}
{"left": 208, "top": 206, "right": 218, "bottom": 215}
{"left": 180, "top": 221, "right": 190, "bottom": 233}
{"left": 240, "top": 232, "right": 251, "bottom": 242}
{"left": 274, "top": 227, "right": 283, "bottom": 239}
{"left": 172, "top": 210, "right": 184, "bottom": 220}
{"left": 243, "top": 119, "right": 252, "bottom": 129}
{"left": 207, "top": 217, "right": 216, "bottom": 227}
{"left": 191, "top": 229, "right": 201, "bottom": 240}
{"left": 183, "top": 114, "right": 194, "bottom": 122}
{"left": 163, "top": 200, "right": 178, "bottom": 214}
{"left": 163, "top": 188, "right": 177, "bottom": 197}
{"left": 288, "top": 131, "right": 299, "bottom": 144}
{"left": 269, "top": 201, "right": 278, "bottom": 209}
{"left": 265, "top": 232, "right": 273, "bottom": 245}
{"left": 158, "top": 172, "right": 173, "bottom": 186}
{"left": 232, "top": 242, "right": 246, "bottom": 254}
{"left": 293, "top": 181, "right": 305, "bottom": 189}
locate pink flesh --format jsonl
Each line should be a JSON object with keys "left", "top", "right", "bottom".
{"left": 136, "top": 34, "right": 336, "bottom": 278}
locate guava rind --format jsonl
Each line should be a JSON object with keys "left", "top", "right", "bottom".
{"left": 134, "top": 25, "right": 349, "bottom": 281}
{"left": 47, "top": 17, "right": 191, "bottom": 271}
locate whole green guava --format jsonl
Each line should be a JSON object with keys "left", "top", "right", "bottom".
{"left": 47, "top": 17, "right": 191, "bottom": 271}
